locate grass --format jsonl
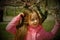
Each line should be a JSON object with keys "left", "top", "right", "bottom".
{"left": 0, "top": 23, "right": 14, "bottom": 40}
{"left": 42, "top": 20, "right": 55, "bottom": 32}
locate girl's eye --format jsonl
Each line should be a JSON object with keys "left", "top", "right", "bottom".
{"left": 31, "top": 19, "right": 35, "bottom": 21}
{"left": 31, "top": 18, "right": 38, "bottom": 21}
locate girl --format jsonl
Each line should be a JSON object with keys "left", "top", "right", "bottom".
{"left": 6, "top": 9, "right": 60, "bottom": 40}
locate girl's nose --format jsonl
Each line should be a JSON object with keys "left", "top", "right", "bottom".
{"left": 34, "top": 20, "right": 37, "bottom": 23}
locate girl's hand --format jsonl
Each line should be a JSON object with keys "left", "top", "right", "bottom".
{"left": 19, "top": 13, "right": 24, "bottom": 17}
{"left": 55, "top": 14, "right": 60, "bottom": 24}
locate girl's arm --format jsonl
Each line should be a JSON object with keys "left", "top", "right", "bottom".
{"left": 45, "top": 18, "right": 60, "bottom": 40}
{"left": 48, "top": 18, "right": 60, "bottom": 39}
{"left": 6, "top": 13, "right": 23, "bottom": 35}
{"left": 41, "top": 22, "right": 60, "bottom": 40}
{"left": 51, "top": 19, "right": 60, "bottom": 35}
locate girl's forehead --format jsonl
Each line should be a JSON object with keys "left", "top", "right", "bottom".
{"left": 29, "top": 12, "right": 38, "bottom": 18}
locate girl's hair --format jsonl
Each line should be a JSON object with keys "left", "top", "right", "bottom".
{"left": 15, "top": 8, "right": 42, "bottom": 40}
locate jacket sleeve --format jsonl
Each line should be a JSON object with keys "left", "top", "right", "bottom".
{"left": 51, "top": 21, "right": 60, "bottom": 35}
{"left": 42, "top": 21, "right": 60, "bottom": 40}
{"left": 6, "top": 14, "right": 22, "bottom": 35}
{"left": 46, "top": 21, "right": 60, "bottom": 39}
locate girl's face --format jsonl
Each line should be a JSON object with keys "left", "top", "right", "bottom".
{"left": 28, "top": 11, "right": 40, "bottom": 27}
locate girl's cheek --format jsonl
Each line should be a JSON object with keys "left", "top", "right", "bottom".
{"left": 29, "top": 22, "right": 34, "bottom": 25}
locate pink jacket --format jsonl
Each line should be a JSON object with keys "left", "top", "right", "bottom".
{"left": 26, "top": 25, "right": 55, "bottom": 40}
{"left": 6, "top": 14, "right": 22, "bottom": 34}
{"left": 6, "top": 14, "right": 60, "bottom": 40}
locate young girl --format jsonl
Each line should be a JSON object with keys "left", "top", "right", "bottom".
{"left": 6, "top": 9, "right": 60, "bottom": 40}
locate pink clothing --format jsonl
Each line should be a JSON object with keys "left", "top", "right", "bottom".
{"left": 6, "top": 14, "right": 60, "bottom": 40}
{"left": 6, "top": 14, "right": 22, "bottom": 34}
{"left": 26, "top": 25, "right": 54, "bottom": 40}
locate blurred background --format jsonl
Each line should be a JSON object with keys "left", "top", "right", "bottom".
{"left": 0, "top": 0, "right": 60, "bottom": 40}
